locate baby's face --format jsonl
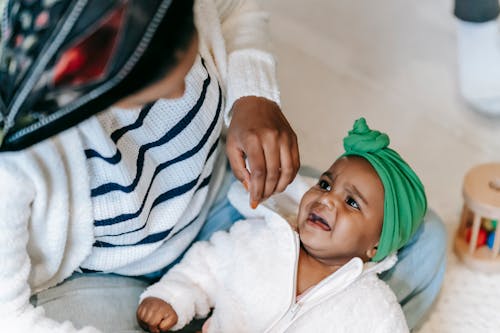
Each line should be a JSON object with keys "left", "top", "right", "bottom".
{"left": 297, "top": 156, "right": 384, "bottom": 265}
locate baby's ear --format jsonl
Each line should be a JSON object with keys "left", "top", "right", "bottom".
{"left": 366, "top": 243, "right": 378, "bottom": 259}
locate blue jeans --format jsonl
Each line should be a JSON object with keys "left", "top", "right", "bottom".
{"left": 32, "top": 167, "right": 446, "bottom": 331}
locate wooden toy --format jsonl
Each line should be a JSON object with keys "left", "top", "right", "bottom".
{"left": 454, "top": 163, "right": 500, "bottom": 272}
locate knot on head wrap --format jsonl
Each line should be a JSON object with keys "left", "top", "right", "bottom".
{"left": 343, "top": 117, "right": 389, "bottom": 153}
{"left": 341, "top": 118, "right": 427, "bottom": 262}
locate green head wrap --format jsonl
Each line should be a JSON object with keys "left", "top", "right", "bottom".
{"left": 341, "top": 118, "right": 427, "bottom": 261}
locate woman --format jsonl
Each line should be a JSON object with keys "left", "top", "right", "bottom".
{"left": 0, "top": 0, "right": 299, "bottom": 331}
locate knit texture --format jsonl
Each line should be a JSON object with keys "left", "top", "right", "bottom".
{"left": 79, "top": 55, "right": 223, "bottom": 275}
{"left": 0, "top": 129, "right": 96, "bottom": 332}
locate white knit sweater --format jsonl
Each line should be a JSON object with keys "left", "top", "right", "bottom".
{"left": 0, "top": 0, "right": 279, "bottom": 331}
{"left": 140, "top": 178, "right": 409, "bottom": 333}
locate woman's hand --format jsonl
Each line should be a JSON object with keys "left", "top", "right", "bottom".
{"left": 226, "top": 96, "right": 300, "bottom": 208}
{"left": 137, "top": 297, "right": 178, "bottom": 333}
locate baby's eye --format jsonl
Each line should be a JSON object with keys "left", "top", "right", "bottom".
{"left": 346, "top": 196, "right": 360, "bottom": 210}
{"left": 317, "top": 179, "right": 331, "bottom": 191}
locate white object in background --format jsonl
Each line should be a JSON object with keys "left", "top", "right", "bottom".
{"left": 456, "top": 20, "right": 500, "bottom": 116}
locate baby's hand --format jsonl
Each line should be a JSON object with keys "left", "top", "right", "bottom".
{"left": 137, "top": 297, "right": 178, "bottom": 333}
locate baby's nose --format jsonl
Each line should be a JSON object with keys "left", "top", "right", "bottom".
{"left": 319, "top": 193, "right": 335, "bottom": 210}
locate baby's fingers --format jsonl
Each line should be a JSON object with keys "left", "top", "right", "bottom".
{"left": 137, "top": 310, "right": 163, "bottom": 332}
{"left": 158, "top": 315, "right": 177, "bottom": 332}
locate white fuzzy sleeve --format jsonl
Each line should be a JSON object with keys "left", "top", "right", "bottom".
{"left": 351, "top": 278, "right": 409, "bottom": 333}
{"left": 213, "top": 0, "right": 280, "bottom": 124}
{"left": 0, "top": 167, "right": 99, "bottom": 333}
{"left": 139, "top": 226, "right": 240, "bottom": 330}
{"left": 0, "top": 136, "right": 98, "bottom": 333}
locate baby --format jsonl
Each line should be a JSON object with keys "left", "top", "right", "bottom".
{"left": 136, "top": 118, "right": 427, "bottom": 333}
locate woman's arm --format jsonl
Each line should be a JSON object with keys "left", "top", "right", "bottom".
{"left": 0, "top": 151, "right": 99, "bottom": 333}
{"left": 209, "top": 0, "right": 301, "bottom": 206}
{"left": 212, "top": 0, "right": 279, "bottom": 117}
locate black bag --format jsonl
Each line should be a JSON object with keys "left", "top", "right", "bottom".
{"left": 0, "top": 0, "right": 178, "bottom": 150}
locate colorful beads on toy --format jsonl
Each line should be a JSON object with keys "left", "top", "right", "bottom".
{"left": 454, "top": 164, "right": 500, "bottom": 272}
{"left": 482, "top": 218, "right": 498, "bottom": 232}
{"left": 487, "top": 231, "right": 496, "bottom": 249}
{"left": 465, "top": 226, "right": 488, "bottom": 248}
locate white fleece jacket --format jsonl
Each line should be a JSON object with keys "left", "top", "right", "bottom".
{"left": 0, "top": 0, "right": 279, "bottom": 332}
{"left": 140, "top": 178, "right": 409, "bottom": 333}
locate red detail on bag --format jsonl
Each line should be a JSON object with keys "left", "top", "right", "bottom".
{"left": 53, "top": 3, "right": 126, "bottom": 87}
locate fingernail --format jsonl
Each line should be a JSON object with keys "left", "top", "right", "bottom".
{"left": 242, "top": 180, "right": 249, "bottom": 191}
{"left": 251, "top": 200, "right": 259, "bottom": 209}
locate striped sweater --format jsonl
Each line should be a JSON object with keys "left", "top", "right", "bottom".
{"left": 79, "top": 56, "right": 225, "bottom": 275}
{"left": 0, "top": 0, "right": 280, "bottom": 332}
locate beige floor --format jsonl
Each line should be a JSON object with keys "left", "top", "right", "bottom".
{"left": 261, "top": 0, "right": 500, "bottom": 332}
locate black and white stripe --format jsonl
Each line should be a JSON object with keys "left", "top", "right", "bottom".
{"left": 79, "top": 56, "right": 225, "bottom": 273}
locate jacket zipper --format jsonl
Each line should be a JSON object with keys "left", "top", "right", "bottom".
{"left": 265, "top": 232, "right": 302, "bottom": 333}
{"left": 264, "top": 235, "right": 366, "bottom": 332}
{"left": 263, "top": 232, "right": 301, "bottom": 333}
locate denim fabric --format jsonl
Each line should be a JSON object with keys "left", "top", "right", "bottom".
{"left": 194, "top": 167, "right": 244, "bottom": 243}
{"left": 380, "top": 209, "right": 447, "bottom": 330}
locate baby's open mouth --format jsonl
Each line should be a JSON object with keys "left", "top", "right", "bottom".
{"left": 307, "top": 213, "right": 331, "bottom": 231}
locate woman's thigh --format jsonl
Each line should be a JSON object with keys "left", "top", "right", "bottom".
{"left": 31, "top": 273, "right": 148, "bottom": 332}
